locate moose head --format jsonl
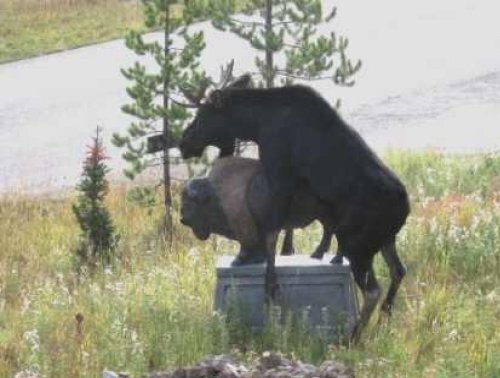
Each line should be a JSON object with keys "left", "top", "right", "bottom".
{"left": 179, "top": 60, "right": 253, "bottom": 159}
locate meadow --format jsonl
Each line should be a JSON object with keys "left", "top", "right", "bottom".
{"left": 0, "top": 0, "right": 145, "bottom": 63}
{"left": 0, "top": 151, "right": 499, "bottom": 377}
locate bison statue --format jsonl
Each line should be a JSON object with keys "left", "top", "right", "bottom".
{"left": 180, "top": 157, "right": 337, "bottom": 266}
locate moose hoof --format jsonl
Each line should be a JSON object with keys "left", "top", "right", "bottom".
{"left": 330, "top": 253, "right": 344, "bottom": 265}
{"left": 310, "top": 250, "right": 324, "bottom": 260}
{"left": 281, "top": 248, "right": 295, "bottom": 256}
{"left": 231, "top": 252, "right": 267, "bottom": 266}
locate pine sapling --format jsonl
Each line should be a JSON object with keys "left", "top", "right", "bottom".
{"left": 73, "top": 127, "right": 118, "bottom": 269}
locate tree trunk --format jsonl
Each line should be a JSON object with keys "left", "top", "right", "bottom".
{"left": 163, "top": 5, "right": 173, "bottom": 250}
{"left": 264, "top": 0, "right": 274, "bottom": 88}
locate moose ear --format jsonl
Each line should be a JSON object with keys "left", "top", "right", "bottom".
{"left": 228, "top": 74, "right": 253, "bottom": 89}
{"left": 210, "top": 89, "right": 226, "bottom": 109}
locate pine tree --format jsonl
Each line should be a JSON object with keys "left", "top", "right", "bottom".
{"left": 112, "top": 0, "right": 209, "bottom": 245}
{"left": 73, "top": 127, "right": 118, "bottom": 269}
{"left": 210, "top": 0, "right": 361, "bottom": 92}
{"left": 209, "top": 0, "right": 361, "bottom": 252}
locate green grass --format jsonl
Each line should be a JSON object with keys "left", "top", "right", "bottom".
{"left": 0, "top": 151, "right": 499, "bottom": 377}
{"left": 0, "top": 0, "right": 145, "bottom": 63}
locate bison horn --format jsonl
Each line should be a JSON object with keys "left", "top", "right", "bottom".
{"left": 185, "top": 179, "right": 200, "bottom": 199}
{"left": 185, "top": 179, "right": 211, "bottom": 203}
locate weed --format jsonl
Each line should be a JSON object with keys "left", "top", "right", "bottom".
{"left": 0, "top": 152, "right": 499, "bottom": 377}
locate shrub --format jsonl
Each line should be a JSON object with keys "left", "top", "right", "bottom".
{"left": 73, "top": 127, "right": 118, "bottom": 269}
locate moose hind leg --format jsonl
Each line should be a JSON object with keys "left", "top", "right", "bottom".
{"left": 351, "top": 264, "right": 381, "bottom": 342}
{"left": 259, "top": 141, "right": 294, "bottom": 233}
{"left": 380, "top": 239, "right": 406, "bottom": 315}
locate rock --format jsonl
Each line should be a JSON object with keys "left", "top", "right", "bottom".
{"left": 259, "top": 352, "right": 292, "bottom": 371}
{"left": 220, "top": 363, "right": 241, "bottom": 378}
{"left": 103, "top": 371, "right": 120, "bottom": 378}
{"left": 148, "top": 372, "right": 171, "bottom": 378}
{"left": 170, "top": 367, "right": 186, "bottom": 378}
{"left": 317, "top": 361, "right": 354, "bottom": 378}
{"left": 14, "top": 371, "right": 41, "bottom": 378}
{"left": 146, "top": 352, "right": 354, "bottom": 378}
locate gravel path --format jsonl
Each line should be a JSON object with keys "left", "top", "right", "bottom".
{"left": 1, "top": 0, "right": 499, "bottom": 194}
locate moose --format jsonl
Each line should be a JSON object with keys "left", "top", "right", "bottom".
{"left": 179, "top": 70, "right": 410, "bottom": 340}
{"left": 180, "top": 156, "right": 337, "bottom": 265}
{"left": 178, "top": 62, "right": 330, "bottom": 258}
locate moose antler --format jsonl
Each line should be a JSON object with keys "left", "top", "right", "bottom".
{"left": 178, "top": 77, "right": 212, "bottom": 107}
{"left": 215, "top": 59, "right": 235, "bottom": 90}
{"left": 178, "top": 59, "right": 236, "bottom": 107}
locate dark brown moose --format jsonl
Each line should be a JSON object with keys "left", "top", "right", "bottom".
{"left": 180, "top": 157, "right": 337, "bottom": 266}
{"left": 179, "top": 75, "right": 410, "bottom": 341}
{"left": 178, "top": 62, "right": 328, "bottom": 257}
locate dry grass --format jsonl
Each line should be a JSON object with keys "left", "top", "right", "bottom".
{"left": 0, "top": 151, "right": 499, "bottom": 377}
{"left": 0, "top": 0, "right": 144, "bottom": 62}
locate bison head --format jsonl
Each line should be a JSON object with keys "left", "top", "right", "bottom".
{"left": 180, "top": 179, "right": 214, "bottom": 240}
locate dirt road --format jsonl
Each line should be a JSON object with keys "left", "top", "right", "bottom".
{"left": 1, "top": 0, "right": 499, "bottom": 194}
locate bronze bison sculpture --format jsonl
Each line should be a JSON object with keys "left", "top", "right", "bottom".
{"left": 180, "top": 157, "right": 337, "bottom": 265}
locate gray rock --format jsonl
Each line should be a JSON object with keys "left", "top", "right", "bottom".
{"left": 215, "top": 255, "right": 359, "bottom": 339}
{"left": 14, "top": 371, "right": 41, "bottom": 378}
{"left": 146, "top": 353, "right": 353, "bottom": 378}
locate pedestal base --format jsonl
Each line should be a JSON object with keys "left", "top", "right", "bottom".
{"left": 214, "top": 254, "right": 359, "bottom": 339}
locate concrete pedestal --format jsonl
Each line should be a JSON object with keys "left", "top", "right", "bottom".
{"left": 214, "top": 254, "right": 359, "bottom": 338}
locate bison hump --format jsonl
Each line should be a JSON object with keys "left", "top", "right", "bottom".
{"left": 209, "top": 157, "right": 262, "bottom": 246}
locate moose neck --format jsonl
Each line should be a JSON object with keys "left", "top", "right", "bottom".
{"left": 224, "top": 87, "right": 297, "bottom": 142}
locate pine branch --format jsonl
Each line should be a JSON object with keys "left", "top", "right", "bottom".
{"left": 283, "top": 42, "right": 301, "bottom": 49}
{"left": 229, "top": 17, "right": 266, "bottom": 27}
{"left": 168, "top": 96, "right": 199, "bottom": 108}
{"left": 275, "top": 70, "right": 333, "bottom": 81}
{"left": 271, "top": 20, "right": 299, "bottom": 26}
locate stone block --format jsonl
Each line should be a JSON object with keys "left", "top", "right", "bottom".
{"left": 214, "top": 254, "right": 359, "bottom": 338}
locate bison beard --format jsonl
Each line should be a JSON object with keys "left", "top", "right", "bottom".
{"left": 180, "top": 83, "right": 410, "bottom": 341}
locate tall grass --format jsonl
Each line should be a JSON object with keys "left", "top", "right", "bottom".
{"left": 0, "top": 151, "right": 499, "bottom": 377}
{"left": 0, "top": 0, "right": 144, "bottom": 63}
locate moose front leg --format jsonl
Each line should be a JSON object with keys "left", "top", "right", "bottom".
{"left": 218, "top": 139, "right": 236, "bottom": 157}
{"left": 264, "top": 231, "right": 279, "bottom": 304}
{"left": 258, "top": 140, "right": 293, "bottom": 302}
{"left": 281, "top": 228, "right": 295, "bottom": 255}
{"left": 259, "top": 138, "right": 293, "bottom": 232}
{"left": 231, "top": 246, "right": 267, "bottom": 266}
{"left": 310, "top": 223, "right": 334, "bottom": 260}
